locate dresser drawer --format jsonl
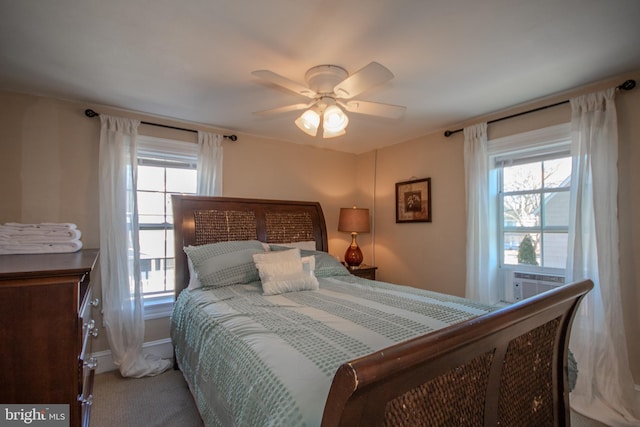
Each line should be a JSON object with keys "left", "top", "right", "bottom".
{"left": 79, "top": 278, "right": 98, "bottom": 362}
{"left": 79, "top": 279, "right": 99, "bottom": 427}
{"left": 79, "top": 367, "right": 96, "bottom": 427}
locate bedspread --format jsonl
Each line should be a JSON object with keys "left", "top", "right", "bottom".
{"left": 170, "top": 275, "right": 495, "bottom": 427}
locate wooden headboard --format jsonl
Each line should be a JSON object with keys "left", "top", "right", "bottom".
{"left": 171, "top": 195, "right": 329, "bottom": 299}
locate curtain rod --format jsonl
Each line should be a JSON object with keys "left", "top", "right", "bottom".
{"left": 84, "top": 109, "right": 238, "bottom": 141}
{"left": 443, "top": 79, "right": 636, "bottom": 137}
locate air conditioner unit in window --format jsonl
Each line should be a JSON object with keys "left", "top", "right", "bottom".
{"left": 505, "top": 271, "right": 565, "bottom": 302}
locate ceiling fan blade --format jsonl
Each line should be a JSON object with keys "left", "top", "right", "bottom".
{"left": 253, "top": 102, "right": 316, "bottom": 116}
{"left": 252, "top": 70, "right": 316, "bottom": 99}
{"left": 333, "top": 62, "right": 394, "bottom": 99}
{"left": 340, "top": 99, "right": 406, "bottom": 119}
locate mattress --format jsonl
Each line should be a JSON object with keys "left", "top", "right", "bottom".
{"left": 170, "top": 273, "right": 495, "bottom": 427}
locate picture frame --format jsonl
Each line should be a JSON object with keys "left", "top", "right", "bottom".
{"left": 395, "top": 178, "right": 432, "bottom": 223}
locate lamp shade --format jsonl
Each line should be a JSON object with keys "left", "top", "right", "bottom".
{"left": 294, "top": 98, "right": 349, "bottom": 139}
{"left": 323, "top": 105, "right": 349, "bottom": 133}
{"left": 295, "top": 109, "right": 320, "bottom": 136}
{"left": 338, "top": 207, "right": 370, "bottom": 233}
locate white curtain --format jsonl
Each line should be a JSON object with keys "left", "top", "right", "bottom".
{"left": 99, "top": 114, "right": 171, "bottom": 378}
{"left": 463, "top": 123, "right": 498, "bottom": 303}
{"left": 567, "top": 89, "right": 640, "bottom": 425}
{"left": 197, "top": 131, "right": 223, "bottom": 196}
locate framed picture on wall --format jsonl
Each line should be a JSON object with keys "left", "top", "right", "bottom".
{"left": 395, "top": 178, "right": 432, "bottom": 223}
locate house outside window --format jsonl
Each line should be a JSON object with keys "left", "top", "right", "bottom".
{"left": 137, "top": 136, "right": 197, "bottom": 318}
{"left": 489, "top": 124, "right": 572, "bottom": 302}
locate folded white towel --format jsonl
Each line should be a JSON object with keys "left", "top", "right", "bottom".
{"left": 40, "top": 222, "right": 78, "bottom": 230}
{"left": 2, "top": 222, "right": 78, "bottom": 230}
{"left": 0, "top": 227, "right": 81, "bottom": 241}
{"left": 0, "top": 240, "right": 83, "bottom": 255}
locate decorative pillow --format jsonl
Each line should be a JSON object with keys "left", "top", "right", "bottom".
{"left": 271, "top": 241, "right": 317, "bottom": 251}
{"left": 269, "top": 245, "right": 351, "bottom": 277}
{"left": 301, "top": 255, "right": 315, "bottom": 277}
{"left": 183, "top": 240, "right": 266, "bottom": 289}
{"left": 187, "top": 257, "right": 202, "bottom": 290}
{"left": 299, "top": 249, "right": 351, "bottom": 277}
{"left": 253, "top": 248, "right": 319, "bottom": 296}
{"left": 253, "top": 247, "right": 301, "bottom": 264}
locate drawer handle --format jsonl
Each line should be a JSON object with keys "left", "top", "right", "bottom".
{"left": 78, "top": 394, "right": 93, "bottom": 406}
{"left": 90, "top": 298, "right": 100, "bottom": 307}
{"left": 84, "top": 357, "right": 98, "bottom": 369}
{"left": 83, "top": 320, "right": 99, "bottom": 337}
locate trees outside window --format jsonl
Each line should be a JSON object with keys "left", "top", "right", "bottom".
{"left": 499, "top": 154, "right": 571, "bottom": 269}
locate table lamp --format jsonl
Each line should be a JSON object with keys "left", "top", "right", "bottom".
{"left": 338, "top": 206, "right": 370, "bottom": 268}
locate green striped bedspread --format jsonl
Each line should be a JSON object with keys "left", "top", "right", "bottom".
{"left": 170, "top": 275, "right": 495, "bottom": 427}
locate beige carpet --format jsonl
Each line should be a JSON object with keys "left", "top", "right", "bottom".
{"left": 90, "top": 369, "right": 203, "bottom": 427}
{"left": 90, "top": 369, "right": 609, "bottom": 427}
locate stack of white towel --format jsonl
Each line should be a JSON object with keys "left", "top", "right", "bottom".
{"left": 0, "top": 223, "right": 83, "bottom": 255}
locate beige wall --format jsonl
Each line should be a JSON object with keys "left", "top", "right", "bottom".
{"left": 221, "top": 132, "right": 359, "bottom": 259}
{"left": 1, "top": 70, "right": 638, "bottom": 382}
{"left": 362, "top": 71, "right": 640, "bottom": 383}
{"left": 0, "top": 93, "right": 101, "bottom": 246}
{"left": 364, "top": 132, "right": 467, "bottom": 296}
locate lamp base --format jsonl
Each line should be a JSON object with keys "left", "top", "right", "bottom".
{"left": 344, "top": 233, "right": 363, "bottom": 268}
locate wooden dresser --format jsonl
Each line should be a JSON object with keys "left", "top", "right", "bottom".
{"left": 0, "top": 249, "right": 99, "bottom": 427}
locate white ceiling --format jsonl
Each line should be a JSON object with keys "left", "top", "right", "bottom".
{"left": 1, "top": 0, "right": 639, "bottom": 154}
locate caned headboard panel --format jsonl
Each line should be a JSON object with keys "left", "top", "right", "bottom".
{"left": 171, "top": 195, "right": 329, "bottom": 299}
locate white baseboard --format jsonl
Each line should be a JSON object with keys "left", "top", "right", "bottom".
{"left": 91, "top": 338, "right": 173, "bottom": 374}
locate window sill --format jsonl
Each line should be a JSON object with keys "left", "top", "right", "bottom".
{"left": 143, "top": 295, "right": 174, "bottom": 320}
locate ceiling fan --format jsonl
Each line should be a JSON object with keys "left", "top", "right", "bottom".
{"left": 252, "top": 62, "right": 406, "bottom": 138}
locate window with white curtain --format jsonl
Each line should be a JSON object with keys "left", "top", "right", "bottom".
{"left": 137, "top": 136, "right": 197, "bottom": 318}
{"left": 489, "top": 124, "right": 572, "bottom": 301}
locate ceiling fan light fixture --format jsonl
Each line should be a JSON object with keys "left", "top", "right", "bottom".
{"left": 295, "top": 109, "right": 320, "bottom": 136}
{"left": 323, "top": 104, "right": 349, "bottom": 133}
{"left": 254, "top": 62, "right": 404, "bottom": 140}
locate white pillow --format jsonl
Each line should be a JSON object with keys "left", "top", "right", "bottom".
{"left": 260, "top": 242, "right": 272, "bottom": 252}
{"left": 253, "top": 247, "right": 301, "bottom": 265}
{"left": 273, "top": 241, "right": 317, "bottom": 251}
{"left": 187, "top": 257, "right": 202, "bottom": 290}
{"left": 253, "top": 249, "right": 319, "bottom": 296}
{"left": 301, "top": 255, "right": 315, "bottom": 277}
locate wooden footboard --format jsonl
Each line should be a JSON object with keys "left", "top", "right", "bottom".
{"left": 322, "top": 279, "right": 592, "bottom": 427}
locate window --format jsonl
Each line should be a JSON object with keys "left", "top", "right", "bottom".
{"left": 498, "top": 154, "right": 571, "bottom": 269}
{"left": 489, "top": 124, "right": 572, "bottom": 301}
{"left": 136, "top": 136, "right": 197, "bottom": 317}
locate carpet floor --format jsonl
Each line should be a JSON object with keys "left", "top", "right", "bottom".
{"left": 90, "top": 369, "right": 610, "bottom": 427}
{"left": 90, "top": 369, "right": 203, "bottom": 427}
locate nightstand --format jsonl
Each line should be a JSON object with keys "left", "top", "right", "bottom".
{"left": 346, "top": 264, "right": 377, "bottom": 280}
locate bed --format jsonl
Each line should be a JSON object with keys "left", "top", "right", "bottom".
{"left": 170, "top": 195, "right": 592, "bottom": 427}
